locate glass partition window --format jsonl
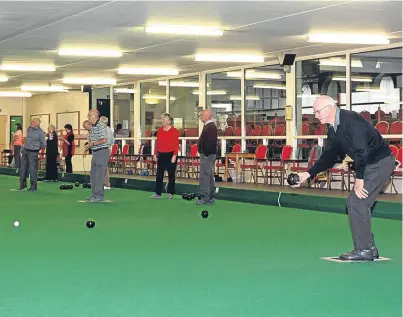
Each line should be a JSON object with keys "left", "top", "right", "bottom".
{"left": 113, "top": 84, "right": 134, "bottom": 137}
{"left": 140, "top": 81, "right": 167, "bottom": 137}
{"left": 113, "top": 84, "right": 135, "bottom": 154}
{"left": 206, "top": 71, "right": 241, "bottom": 154}
{"left": 295, "top": 56, "right": 347, "bottom": 136}
{"left": 206, "top": 71, "right": 242, "bottom": 135}
{"left": 351, "top": 48, "right": 402, "bottom": 136}
{"left": 168, "top": 76, "right": 200, "bottom": 138}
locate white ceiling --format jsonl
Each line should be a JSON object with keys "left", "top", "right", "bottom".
{"left": 0, "top": 0, "right": 401, "bottom": 90}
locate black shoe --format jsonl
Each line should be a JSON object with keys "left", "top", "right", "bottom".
{"left": 339, "top": 249, "right": 374, "bottom": 261}
{"left": 371, "top": 246, "right": 379, "bottom": 259}
{"left": 28, "top": 188, "right": 37, "bottom": 192}
{"left": 17, "top": 185, "right": 26, "bottom": 190}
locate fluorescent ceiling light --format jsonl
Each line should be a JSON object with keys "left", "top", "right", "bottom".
{"left": 195, "top": 54, "right": 264, "bottom": 63}
{"left": 355, "top": 87, "right": 380, "bottom": 92}
{"left": 114, "top": 88, "right": 136, "bottom": 94}
{"left": 58, "top": 48, "right": 122, "bottom": 57}
{"left": 0, "top": 64, "right": 55, "bottom": 72}
{"left": 307, "top": 33, "right": 390, "bottom": 45}
{"left": 118, "top": 68, "right": 179, "bottom": 75}
{"left": 21, "top": 85, "right": 68, "bottom": 92}
{"left": 229, "top": 95, "right": 260, "bottom": 101}
{"left": 332, "top": 76, "right": 372, "bottom": 82}
{"left": 63, "top": 77, "right": 116, "bottom": 85}
{"left": 227, "top": 70, "right": 282, "bottom": 80}
{"left": 319, "top": 58, "right": 362, "bottom": 68}
{"left": 253, "top": 84, "right": 286, "bottom": 90}
{"left": 0, "top": 91, "right": 32, "bottom": 97}
{"left": 158, "top": 81, "right": 199, "bottom": 88}
{"left": 145, "top": 25, "right": 223, "bottom": 36}
{"left": 0, "top": 76, "right": 8, "bottom": 82}
{"left": 211, "top": 103, "right": 232, "bottom": 109}
{"left": 192, "top": 90, "right": 227, "bottom": 95}
{"left": 142, "top": 94, "right": 176, "bottom": 101}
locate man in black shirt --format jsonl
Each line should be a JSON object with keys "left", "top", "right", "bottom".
{"left": 295, "top": 96, "right": 395, "bottom": 261}
{"left": 197, "top": 109, "right": 218, "bottom": 205}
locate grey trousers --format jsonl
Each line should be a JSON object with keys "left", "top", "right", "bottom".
{"left": 199, "top": 154, "right": 216, "bottom": 201}
{"left": 14, "top": 146, "right": 21, "bottom": 169}
{"left": 90, "top": 148, "right": 109, "bottom": 200}
{"left": 347, "top": 154, "right": 395, "bottom": 250}
{"left": 20, "top": 149, "right": 39, "bottom": 189}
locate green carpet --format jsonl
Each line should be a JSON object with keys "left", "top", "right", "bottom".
{"left": 0, "top": 175, "right": 401, "bottom": 317}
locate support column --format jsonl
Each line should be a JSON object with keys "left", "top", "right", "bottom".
{"left": 286, "top": 65, "right": 297, "bottom": 158}
{"left": 346, "top": 53, "right": 352, "bottom": 111}
{"left": 109, "top": 86, "right": 114, "bottom": 129}
{"left": 133, "top": 82, "right": 141, "bottom": 153}
{"left": 199, "top": 73, "right": 206, "bottom": 135}
{"left": 240, "top": 67, "right": 246, "bottom": 152}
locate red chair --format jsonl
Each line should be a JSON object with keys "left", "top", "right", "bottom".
{"left": 390, "top": 147, "right": 403, "bottom": 194}
{"left": 389, "top": 121, "right": 402, "bottom": 146}
{"left": 375, "top": 121, "right": 389, "bottom": 135}
{"left": 390, "top": 145, "right": 399, "bottom": 158}
{"left": 261, "top": 125, "right": 273, "bottom": 136}
{"left": 240, "top": 145, "right": 268, "bottom": 183}
{"left": 264, "top": 145, "right": 293, "bottom": 185}
{"left": 297, "top": 123, "right": 312, "bottom": 159}
{"left": 359, "top": 111, "right": 371, "bottom": 122}
{"left": 216, "top": 144, "right": 241, "bottom": 177}
{"left": 270, "top": 124, "right": 286, "bottom": 157}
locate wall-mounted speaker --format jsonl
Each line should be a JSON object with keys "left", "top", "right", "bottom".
{"left": 277, "top": 53, "right": 296, "bottom": 66}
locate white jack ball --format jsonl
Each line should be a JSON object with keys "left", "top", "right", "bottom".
{"left": 14, "top": 221, "right": 19, "bottom": 227}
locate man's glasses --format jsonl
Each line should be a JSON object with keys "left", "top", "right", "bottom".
{"left": 314, "top": 104, "right": 330, "bottom": 115}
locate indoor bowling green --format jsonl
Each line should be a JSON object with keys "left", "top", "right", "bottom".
{"left": 0, "top": 175, "right": 401, "bottom": 317}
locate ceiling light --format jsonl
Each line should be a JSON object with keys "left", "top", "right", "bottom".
{"left": 0, "top": 91, "right": 32, "bottom": 97}
{"left": 114, "top": 88, "right": 136, "bottom": 94}
{"left": 355, "top": 87, "right": 380, "bottom": 92}
{"left": 211, "top": 103, "right": 232, "bottom": 109}
{"left": 319, "top": 58, "right": 362, "bottom": 68}
{"left": 63, "top": 77, "right": 116, "bottom": 85}
{"left": 192, "top": 90, "right": 227, "bottom": 95}
{"left": 118, "top": 68, "right": 179, "bottom": 75}
{"left": 0, "top": 76, "right": 8, "bottom": 82}
{"left": 332, "top": 76, "right": 372, "bottom": 82}
{"left": 253, "top": 84, "right": 286, "bottom": 90}
{"left": 307, "top": 33, "right": 390, "bottom": 45}
{"left": 158, "top": 81, "right": 199, "bottom": 88}
{"left": 195, "top": 54, "right": 264, "bottom": 63}
{"left": 227, "top": 70, "right": 282, "bottom": 80}
{"left": 20, "top": 85, "right": 68, "bottom": 92}
{"left": 229, "top": 95, "right": 260, "bottom": 101}
{"left": 145, "top": 25, "right": 223, "bottom": 36}
{"left": 142, "top": 94, "right": 176, "bottom": 101}
{"left": 0, "top": 64, "right": 55, "bottom": 72}
{"left": 58, "top": 48, "right": 122, "bottom": 57}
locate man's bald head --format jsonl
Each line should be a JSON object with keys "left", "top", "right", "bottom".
{"left": 312, "top": 95, "right": 337, "bottom": 125}
{"left": 200, "top": 109, "right": 213, "bottom": 123}
{"left": 31, "top": 118, "right": 41, "bottom": 128}
{"left": 88, "top": 109, "right": 100, "bottom": 124}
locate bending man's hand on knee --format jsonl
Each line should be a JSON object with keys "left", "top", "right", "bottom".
{"left": 354, "top": 179, "right": 368, "bottom": 199}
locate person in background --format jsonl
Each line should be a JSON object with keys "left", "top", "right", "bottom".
{"left": 18, "top": 118, "right": 46, "bottom": 191}
{"left": 60, "top": 124, "right": 75, "bottom": 173}
{"left": 294, "top": 95, "right": 395, "bottom": 261}
{"left": 85, "top": 110, "right": 109, "bottom": 202}
{"left": 100, "top": 116, "right": 115, "bottom": 190}
{"left": 82, "top": 120, "right": 92, "bottom": 156}
{"left": 197, "top": 109, "right": 218, "bottom": 205}
{"left": 12, "top": 123, "right": 23, "bottom": 169}
{"left": 44, "top": 124, "right": 59, "bottom": 182}
{"left": 151, "top": 113, "right": 179, "bottom": 199}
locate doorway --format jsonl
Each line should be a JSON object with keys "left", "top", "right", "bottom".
{"left": 10, "top": 116, "right": 23, "bottom": 143}
{"left": 0, "top": 115, "right": 7, "bottom": 153}
{"left": 97, "top": 99, "right": 110, "bottom": 126}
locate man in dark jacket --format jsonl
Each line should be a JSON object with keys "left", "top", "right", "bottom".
{"left": 197, "top": 109, "right": 218, "bottom": 205}
{"left": 295, "top": 95, "right": 395, "bottom": 261}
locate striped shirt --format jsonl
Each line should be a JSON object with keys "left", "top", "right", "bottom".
{"left": 89, "top": 120, "right": 108, "bottom": 151}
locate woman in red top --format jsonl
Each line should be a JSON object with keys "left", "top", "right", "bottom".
{"left": 152, "top": 113, "right": 179, "bottom": 198}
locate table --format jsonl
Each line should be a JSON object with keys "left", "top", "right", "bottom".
{"left": 224, "top": 152, "right": 256, "bottom": 183}
{"left": 1, "top": 174, "right": 401, "bottom": 317}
